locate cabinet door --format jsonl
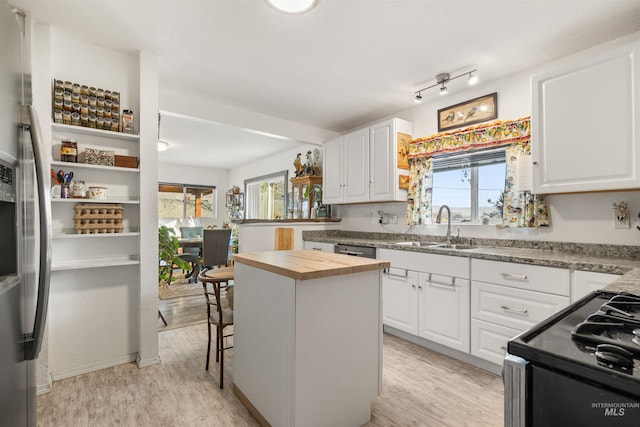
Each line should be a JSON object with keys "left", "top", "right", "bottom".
{"left": 382, "top": 268, "right": 418, "bottom": 335}
{"left": 343, "top": 127, "right": 369, "bottom": 203}
{"left": 532, "top": 39, "right": 640, "bottom": 193}
{"left": 418, "top": 273, "right": 470, "bottom": 352}
{"left": 571, "top": 270, "right": 621, "bottom": 302}
{"left": 322, "top": 137, "right": 343, "bottom": 204}
{"left": 369, "top": 120, "right": 394, "bottom": 202}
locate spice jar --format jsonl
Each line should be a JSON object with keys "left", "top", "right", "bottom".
{"left": 53, "top": 109, "right": 63, "bottom": 124}
{"left": 121, "top": 109, "right": 134, "bottom": 134}
{"left": 61, "top": 139, "right": 78, "bottom": 162}
{"left": 71, "top": 112, "right": 80, "bottom": 126}
{"left": 81, "top": 85, "right": 89, "bottom": 96}
{"left": 62, "top": 111, "right": 72, "bottom": 125}
{"left": 110, "top": 118, "right": 119, "bottom": 132}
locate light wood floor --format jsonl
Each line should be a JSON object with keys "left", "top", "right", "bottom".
{"left": 158, "top": 294, "right": 207, "bottom": 331}
{"left": 37, "top": 324, "right": 503, "bottom": 426}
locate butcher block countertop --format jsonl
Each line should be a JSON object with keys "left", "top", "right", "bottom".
{"left": 232, "top": 250, "right": 390, "bottom": 280}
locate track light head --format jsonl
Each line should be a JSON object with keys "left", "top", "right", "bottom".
{"left": 414, "top": 92, "right": 423, "bottom": 103}
{"left": 439, "top": 85, "right": 448, "bottom": 95}
{"left": 468, "top": 72, "right": 478, "bottom": 85}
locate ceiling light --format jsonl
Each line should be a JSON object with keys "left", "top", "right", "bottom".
{"left": 265, "top": 0, "right": 318, "bottom": 14}
{"left": 157, "top": 140, "right": 169, "bottom": 152}
{"left": 413, "top": 69, "right": 477, "bottom": 100}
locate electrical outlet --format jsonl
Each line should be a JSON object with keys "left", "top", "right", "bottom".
{"left": 391, "top": 214, "right": 398, "bottom": 224}
{"left": 614, "top": 212, "right": 630, "bottom": 229}
{"left": 380, "top": 213, "right": 391, "bottom": 224}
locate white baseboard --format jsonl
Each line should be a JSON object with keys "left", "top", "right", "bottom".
{"left": 36, "top": 374, "right": 53, "bottom": 395}
{"left": 136, "top": 353, "right": 161, "bottom": 368}
{"left": 50, "top": 353, "right": 137, "bottom": 381}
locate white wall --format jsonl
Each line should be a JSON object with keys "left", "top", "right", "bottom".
{"left": 157, "top": 163, "right": 229, "bottom": 229}
{"left": 336, "top": 34, "right": 640, "bottom": 246}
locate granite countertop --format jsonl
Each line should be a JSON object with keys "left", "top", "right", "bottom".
{"left": 232, "top": 250, "right": 389, "bottom": 280}
{"left": 302, "top": 231, "right": 640, "bottom": 294}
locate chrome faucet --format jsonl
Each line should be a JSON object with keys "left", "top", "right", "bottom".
{"left": 436, "top": 205, "right": 452, "bottom": 243}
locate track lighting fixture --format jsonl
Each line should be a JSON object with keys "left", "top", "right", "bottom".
{"left": 413, "top": 69, "right": 478, "bottom": 100}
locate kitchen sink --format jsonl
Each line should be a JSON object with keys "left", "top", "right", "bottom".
{"left": 429, "top": 243, "right": 478, "bottom": 250}
{"left": 394, "top": 241, "right": 440, "bottom": 247}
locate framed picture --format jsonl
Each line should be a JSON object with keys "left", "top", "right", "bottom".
{"left": 397, "top": 132, "right": 411, "bottom": 170}
{"left": 399, "top": 174, "right": 410, "bottom": 190}
{"left": 437, "top": 92, "right": 498, "bottom": 132}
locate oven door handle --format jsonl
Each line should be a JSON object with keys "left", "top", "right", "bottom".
{"left": 338, "top": 249, "right": 364, "bottom": 256}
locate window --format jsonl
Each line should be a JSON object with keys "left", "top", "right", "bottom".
{"left": 431, "top": 148, "right": 505, "bottom": 224}
{"left": 158, "top": 183, "right": 215, "bottom": 219}
{"left": 244, "top": 170, "right": 288, "bottom": 220}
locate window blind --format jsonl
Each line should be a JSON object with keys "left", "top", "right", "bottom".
{"left": 433, "top": 147, "right": 506, "bottom": 172}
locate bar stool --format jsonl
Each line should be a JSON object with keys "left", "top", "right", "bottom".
{"left": 198, "top": 266, "right": 234, "bottom": 388}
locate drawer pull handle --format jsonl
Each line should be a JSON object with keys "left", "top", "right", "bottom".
{"left": 385, "top": 269, "right": 408, "bottom": 279}
{"left": 430, "top": 279, "right": 456, "bottom": 287}
{"left": 501, "top": 273, "right": 528, "bottom": 281}
{"left": 501, "top": 304, "right": 528, "bottom": 314}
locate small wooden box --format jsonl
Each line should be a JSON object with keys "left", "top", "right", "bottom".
{"left": 114, "top": 155, "right": 139, "bottom": 168}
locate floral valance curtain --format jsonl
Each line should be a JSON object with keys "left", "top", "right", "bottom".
{"left": 407, "top": 117, "right": 549, "bottom": 228}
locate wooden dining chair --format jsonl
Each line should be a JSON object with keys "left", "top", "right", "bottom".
{"left": 197, "top": 228, "right": 232, "bottom": 269}
{"left": 198, "top": 267, "right": 234, "bottom": 389}
{"left": 178, "top": 226, "right": 204, "bottom": 280}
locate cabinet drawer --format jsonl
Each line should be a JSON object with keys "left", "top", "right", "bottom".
{"left": 471, "top": 281, "right": 570, "bottom": 330}
{"left": 471, "top": 319, "right": 521, "bottom": 366}
{"left": 471, "top": 259, "right": 569, "bottom": 295}
{"left": 378, "top": 249, "right": 469, "bottom": 278}
{"left": 303, "top": 241, "right": 335, "bottom": 253}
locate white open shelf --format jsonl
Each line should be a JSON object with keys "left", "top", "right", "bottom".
{"left": 51, "top": 198, "right": 140, "bottom": 205}
{"left": 51, "top": 255, "right": 140, "bottom": 271}
{"left": 51, "top": 160, "right": 139, "bottom": 173}
{"left": 51, "top": 123, "right": 139, "bottom": 142}
{"left": 52, "top": 230, "right": 140, "bottom": 239}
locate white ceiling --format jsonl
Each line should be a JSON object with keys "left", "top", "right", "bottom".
{"left": 12, "top": 0, "right": 640, "bottom": 168}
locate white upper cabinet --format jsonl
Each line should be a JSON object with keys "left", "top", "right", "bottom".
{"left": 531, "top": 38, "right": 640, "bottom": 194}
{"left": 323, "top": 118, "right": 413, "bottom": 204}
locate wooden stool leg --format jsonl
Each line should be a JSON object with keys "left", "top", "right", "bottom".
{"left": 219, "top": 327, "right": 224, "bottom": 389}
{"left": 216, "top": 325, "right": 220, "bottom": 362}
{"left": 206, "top": 321, "right": 211, "bottom": 371}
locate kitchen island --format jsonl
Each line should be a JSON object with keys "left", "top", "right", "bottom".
{"left": 232, "top": 250, "right": 390, "bottom": 427}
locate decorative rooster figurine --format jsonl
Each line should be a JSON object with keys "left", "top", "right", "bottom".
{"left": 294, "top": 153, "right": 304, "bottom": 177}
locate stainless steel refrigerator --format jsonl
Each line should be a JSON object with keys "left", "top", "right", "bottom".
{"left": 0, "top": 2, "right": 51, "bottom": 426}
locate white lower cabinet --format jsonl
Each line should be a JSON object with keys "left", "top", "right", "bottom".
{"left": 418, "top": 273, "right": 470, "bottom": 353}
{"left": 382, "top": 268, "right": 419, "bottom": 335}
{"left": 471, "top": 319, "right": 520, "bottom": 366}
{"left": 379, "top": 249, "right": 469, "bottom": 353}
{"left": 470, "top": 259, "right": 570, "bottom": 366}
{"left": 571, "top": 270, "right": 621, "bottom": 302}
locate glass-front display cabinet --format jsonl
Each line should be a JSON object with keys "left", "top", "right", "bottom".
{"left": 290, "top": 175, "right": 322, "bottom": 219}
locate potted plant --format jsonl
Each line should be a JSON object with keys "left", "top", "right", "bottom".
{"left": 158, "top": 225, "right": 190, "bottom": 286}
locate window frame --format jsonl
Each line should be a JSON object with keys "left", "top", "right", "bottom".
{"left": 431, "top": 147, "right": 506, "bottom": 224}
{"left": 243, "top": 170, "right": 289, "bottom": 220}
{"left": 158, "top": 182, "right": 216, "bottom": 219}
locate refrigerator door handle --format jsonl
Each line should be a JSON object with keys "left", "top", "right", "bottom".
{"left": 20, "top": 104, "right": 52, "bottom": 361}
